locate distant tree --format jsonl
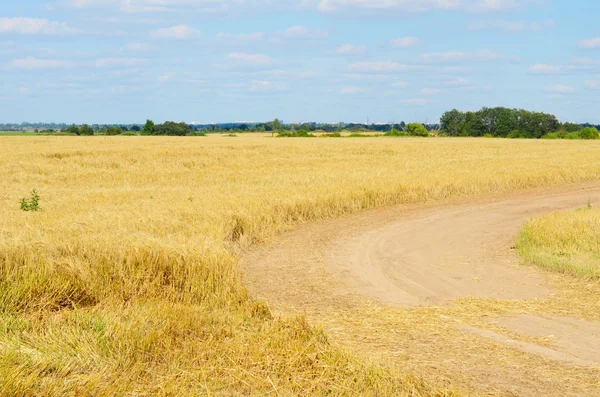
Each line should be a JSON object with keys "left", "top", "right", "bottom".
{"left": 580, "top": 127, "right": 599, "bottom": 140}
{"left": 65, "top": 124, "right": 81, "bottom": 135}
{"left": 562, "top": 122, "right": 581, "bottom": 132}
{"left": 105, "top": 126, "right": 122, "bottom": 136}
{"left": 79, "top": 124, "right": 94, "bottom": 136}
{"left": 406, "top": 123, "right": 429, "bottom": 137}
{"left": 154, "top": 121, "right": 191, "bottom": 136}
{"left": 142, "top": 119, "right": 155, "bottom": 135}
{"left": 440, "top": 110, "right": 465, "bottom": 136}
{"left": 238, "top": 124, "right": 249, "bottom": 131}
{"left": 120, "top": 125, "right": 129, "bottom": 132}
{"left": 271, "top": 118, "right": 282, "bottom": 137}
{"left": 131, "top": 125, "right": 141, "bottom": 132}
{"left": 338, "top": 122, "right": 344, "bottom": 132}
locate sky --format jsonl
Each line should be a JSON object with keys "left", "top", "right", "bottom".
{"left": 0, "top": 0, "right": 599, "bottom": 124}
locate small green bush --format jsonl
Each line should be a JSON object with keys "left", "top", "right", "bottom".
{"left": 406, "top": 123, "right": 429, "bottom": 137}
{"left": 20, "top": 189, "right": 40, "bottom": 212}
{"left": 189, "top": 131, "right": 206, "bottom": 136}
{"left": 541, "top": 133, "right": 559, "bottom": 139}
{"left": 580, "top": 127, "right": 599, "bottom": 140}
{"left": 277, "top": 130, "right": 314, "bottom": 138}
{"left": 565, "top": 132, "right": 580, "bottom": 140}
{"left": 384, "top": 128, "right": 407, "bottom": 137}
{"left": 121, "top": 131, "right": 137, "bottom": 136}
{"left": 483, "top": 133, "right": 493, "bottom": 138}
{"left": 321, "top": 132, "right": 341, "bottom": 138}
{"left": 507, "top": 130, "right": 521, "bottom": 139}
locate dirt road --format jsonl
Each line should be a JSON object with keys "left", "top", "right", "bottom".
{"left": 242, "top": 182, "right": 600, "bottom": 396}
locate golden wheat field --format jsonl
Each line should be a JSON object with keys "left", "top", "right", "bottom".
{"left": 517, "top": 207, "right": 600, "bottom": 279}
{"left": 2, "top": 135, "right": 600, "bottom": 396}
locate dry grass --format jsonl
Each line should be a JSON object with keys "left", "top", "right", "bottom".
{"left": 517, "top": 206, "right": 600, "bottom": 279}
{"left": 2, "top": 135, "right": 600, "bottom": 396}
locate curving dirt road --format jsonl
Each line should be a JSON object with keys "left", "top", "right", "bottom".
{"left": 242, "top": 182, "right": 600, "bottom": 396}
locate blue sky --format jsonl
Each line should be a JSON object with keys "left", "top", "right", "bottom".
{"left": 1, "top": 0, "right": 599, "bottom": 124}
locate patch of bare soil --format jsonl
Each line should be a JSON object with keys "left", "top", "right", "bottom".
{"left": 242, "top": 182, "right": 600, "bottom": 396}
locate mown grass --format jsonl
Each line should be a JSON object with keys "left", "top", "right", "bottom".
{"left": 517, "top": 206, "right": 600, "bottom": 279}
{"left": 2, "top": 136, "right": 600, "bottom": 395}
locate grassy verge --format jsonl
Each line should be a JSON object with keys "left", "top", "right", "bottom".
{"left": 516, "top": 206, "right": 600, "bottom": 279}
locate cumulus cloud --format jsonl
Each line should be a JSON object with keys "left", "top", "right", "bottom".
{"left": 391, "top": 81, "right": 409, "bottom": 87}
{"left": 578, "top": 37, "right": 600, "bottom": 49}
{"left": 340, "top": 86, "right": 364, "bottom": 94}
{"left": 335, "top": 44, "right": 366, "bottom": 54}
{"left": 151, "top": 25, "right": 201, "bottom": 39}
{"left": 443, "top": 77, "right": 470, "bottom": 86}
{"left": 314, "top": 0, "right": 522, "bottom": 13}
{"left": 421, "top": 50, "right": 502, "bottom": 63}
{"left": 10, "top": 57, "right": 73, "bottom": 69}
{"left": 544, "top": 84, "right": 575, "bottom": 93}
{"left": 469, "top": 19, "right": 555, "bottom": 31}
{"left": 528, "top": 63, "right": 563, "bottom": 74}
{"left": 348, "top": 61, "right": 418, "bottom": 72}
{"left": 277, "top": 25, "right": 328, "bottom": 39}
{"left": 95, "top": 57, "right": 147, "bottom": 68}
{"left": 420, "top": 88, "right": 441, "bottom": 94}
{"left": 218, "top": 32, "right": 266, "bottom": 43}
{"left": 585, "top": 80, "right": 600, "bottom": 89}
{"left": 227, "top": 52, "right": 272, "bottom": 67}
{"left": 250, "top": 80, "right": 289, "bottom": 92}
{"left": 401, "top": 98, "right": 428, "bottom": 105}
{"left": 0, "top": 17, "right": 79, "bottom": 35}
{"left": 390, "top": 36, "right": 419, "bottom": 48}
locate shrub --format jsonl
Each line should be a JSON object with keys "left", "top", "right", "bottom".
{"left": 277, "top": 130, "right": 314, "bottom": 138}
{"left": 121, "top": 131, "right": 137, "bottom": 136}
{"left": 105, "top": 126, "right": 122, "bottom": 136}
{"left": 507, "top": 130, "right": 522, "bottom": 139}
{"left": 384, "top": 128, "right": 407, "bottom": 137}
{"left": 321, "top": 132, "right": 341, "bottom": 138}
{"left": 406, "top": 123, "right": 429, "bottom": 137}
{"left": 566, "top": 132, "right": 580, "bottom": 140}
{"left": 580, "top": 127, "right": 600, "bottom": 140}
{"left": 189, "top": 131, "right": 206, "bottom": 136}
{"left": 20, "top": 189, "right": 40, "bottom": 212}
{"left": 483, "top": 133, "right": 494, "bottom": 138}
{"left": 541, "top": 133, "right": 559, "bottom": 139}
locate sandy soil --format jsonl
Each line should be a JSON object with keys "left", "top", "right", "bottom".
{"left": 242, "top": 182, "right": 600, "bottom": 396}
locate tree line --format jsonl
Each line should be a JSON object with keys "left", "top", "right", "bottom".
{"left": 440, "top": 107, "right": 599, "bottom": 139}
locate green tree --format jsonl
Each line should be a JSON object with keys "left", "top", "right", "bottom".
{"left": 142, "top": 119, "right": 155, "bottom": 135}
{"left": 440, "top": 109, "right": 465, "bottom": 136}
{"left": 65, "top": 124, "right": 80, "bottom": 135}
{"left": 406, "top": 123, "right": 429, "bottom": 137}
{"left": 80, "top": 124, "right": 94, "bottom": 136}
{"left": 154, "top": 121, "right": 191, "bottom": 136}
{"left": 271, "top": 118, "right": 282, "bottom": 137}
{"left": 131, "top": 125, "right": 141, "bottom": 132}
{"left": 580, "top": 127, "right": 599, "bottom": 140}
{"left": 105, "top": 126, "right": 122, "bottom": 136}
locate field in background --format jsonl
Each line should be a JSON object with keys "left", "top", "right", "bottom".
{"left": 517, "top": 207, "right": 600, "bottom": 279}
{"left": 2, "top": 135, "right": 600, "bottom": 395}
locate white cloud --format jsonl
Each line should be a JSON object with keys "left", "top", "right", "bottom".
{"left": 158, "top": 72, "right": 175, "bottom": 82}
{"left": 335, "top": 43, "right": 366, "bottom": 54}
{"left": 0, "top": 17, "right": 79, "bottom": 35}
{"left": 390, "top": 36, "right": 419, "bottom": 48}
{"left": 391, "top": 81, "right": 409, "bottom": 87}
{"left": 469, "top": 19, "right": 555, "bottom": 31}
{"left": 218, "top": 32, "right": 266, "bottom": 43}
{"left": 277, "top": 25, "right": 328, "bottom": 39}
{"left": 585, "top": 81, "right": 600, "bottom": 89}
{"left": 443, "top": 77, "right": 470, "bottom": 86}
{"left": 227, "top": 52, "right": 272, "bottom": 67}
{"left": 528, "top": 63, "right": 563, "bottom": 74}
{"left": 151, "top": 25, "right": 201, "bottom": 39}
{"left": 250, "top": 80, "right": 289, "bottom": 91}
{"left": 315, "top": 0, "right": 524, "bottom": 13}
{"left": 401, "top": 98, "right": 428, "bottom": 105}
{"left": 340, "top": 86, "right": 364, "bottom": 94}
{"left": 544, "top": 84, "right": 575, "bottom": 93}
{"left": 348, "top": 61, "right": 418, "bottom": 72}
{"left": 18, "top": 87, "right": 29, "bottom": 94}
{"left": 95, "top": 57, "right": 146, "bottom": 68}
{"left": 421, "top": 50, "right": 502, "bottom": 63}
{"left": 10, "top": 56, "right": 73, "bottom": 69}
{"left": 578, "top": 38, "right": 600, "bottom": 49}
{"left": 421, "top": 88, "right": 441, "bottom": 94}
{"left": 123, "top": 42, "right": 154, "bottom": 52}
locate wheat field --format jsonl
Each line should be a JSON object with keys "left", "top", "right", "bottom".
{"left": 2, "top": 135, "right": 600, "bottom": 396}
{"left": 517, "top": 207, "right": 600, "bottom": 279}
